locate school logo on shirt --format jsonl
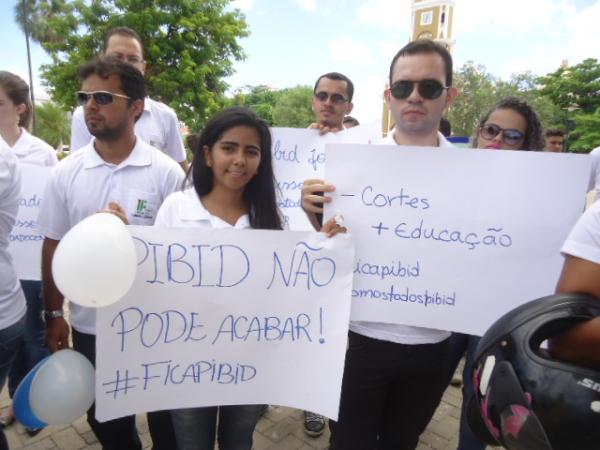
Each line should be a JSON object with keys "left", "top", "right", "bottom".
{"left": 132, "top": 198, "right": 154, "bottom": 220}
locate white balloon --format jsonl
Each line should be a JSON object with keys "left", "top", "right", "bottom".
{"left": 29, "top": 349, "right": 95, "bottom": 425}
{"left": 52, "top": 212, "right": 137, "bottom": 307}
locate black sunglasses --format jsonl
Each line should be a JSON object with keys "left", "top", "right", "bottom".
{"left": 479, "top": 123, "right": 525, "bottom": 146}
{"left": 76, "top": 91, "right": 131, "bottom": 106}
{"left": 314, "top": 91, "right": 349, "bottom": 105}
{"left": 390, "top": 79, "right": 448, "bottom": 100}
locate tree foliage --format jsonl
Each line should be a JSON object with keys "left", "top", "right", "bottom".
{"left": 447, "top": 62, "right": 496, "bottom": 136}
{"left": 14, "top": 0, "right": 73, "bottom": 46}
{"left": 34, "top": 101, "right": 70, "bottom": 148}
{"left": 537, "top": 59, "right": 600, "bottom": 114}
{"left": 228, "top": 85, "right": 279, "bottom": 125}
{"left": 447, "top": 62, "right": 569, "bottom": 140}
{"left": 272, "top": 86, "right": 314, "bottom": 128}
{"left": 18, "top": 0, "right": 249, "bottom": 130}
{"left": 569, "top": 108, "right": 600, "bottom": 152}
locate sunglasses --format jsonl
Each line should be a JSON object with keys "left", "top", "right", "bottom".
{"left": 479, "top": 123, "right": 525, "bottom": 146}
{"left": 314, "top": 91, "right": 349, "bottom": 105}
{"left": 76, "top": 91, "right": 131, "bottom": 106}
{"left": 390, "top": 79, "right": 448, "bottom": 100}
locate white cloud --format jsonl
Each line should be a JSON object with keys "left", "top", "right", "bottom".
{"left": 231, "top": 0, "right": 255, "bottom": 12}
{"left": 565, "top": 1, "right": 600, "bottom": 65}
{"left": 355, "top": 0, "right": 411, "bottom": 33}
{"left": 455, "top": 0, "right": 566, "bottom": 36}
{"left": 295, "top": 0, "right": 318, "bottom": 12}
{"left": 328, "top": 36, "right": 375, "bottom": 64}
{"left": 493, "top": 1, "right": 600, "bottom": 78}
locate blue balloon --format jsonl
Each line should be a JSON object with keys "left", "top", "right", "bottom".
{"left": 13, "top": 357, "right": 49, "bottom": 429}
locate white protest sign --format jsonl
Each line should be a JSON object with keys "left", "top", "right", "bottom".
{"left": 271, "top": 125, "right": 380, "bottom": 230}
{"left": 96, "top": 227, "right": 354, "bottom": 422}
{"left": 8, "top": 164, "right": 51, "bottom": 280}
{"left": 325, "top": 145, "right": 590, "bottom": 336}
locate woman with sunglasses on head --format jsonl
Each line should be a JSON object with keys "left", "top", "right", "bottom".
{"left": 0, "top": 71, "right": 57, "bottom": 434}
{"left": 156, "top": 106, "right": 344, "bottom": 450}
{"left": 444, "top": 96, "right": 544, "bottom": 450}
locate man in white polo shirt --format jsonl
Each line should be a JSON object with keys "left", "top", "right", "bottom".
{"left": 70, "top": 26, "right": 188, "bottom": 172}
{"left": 301, "top": 40, "right": 458, "bottom": 449}
{"left": 38, "top": 57, "right": 183, "bottom": 450}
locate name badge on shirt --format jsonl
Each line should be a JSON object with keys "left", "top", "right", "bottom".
{"left": 126, "top": 190, "right": 159, "bottom": 225}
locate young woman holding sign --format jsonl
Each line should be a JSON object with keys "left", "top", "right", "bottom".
{"left": 155, "top": 106, "right": 344, "bottom": 450}
{"left": 0, "top": 71, "right": 57, "bottom": 434}
{"left": 445, "top": 96, "right": 544, "bottom": 450}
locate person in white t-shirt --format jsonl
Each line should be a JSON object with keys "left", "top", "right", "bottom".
{"left": 301, "top": 40, "right": 459, "bottom": 450}
{"left": 0, "top": 71, "right": 57, "bottom": 433}
{"left": 552, "top": 200, "right": 600, "bottom": 368}
{"left": 159, "top": 106, "right": 344, "bottom": 450}
{"left": 70, "top": 26, "right": 188, "bottom": 172}
{"left": 37, "top": 57, "right": 183, "bottom": 450}
{"left": 0, "top": 145, "right": 26, "bottom": 450}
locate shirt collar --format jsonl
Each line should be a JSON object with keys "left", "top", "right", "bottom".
{"left": 383, "top": 129, "right": 455, "bottom": 148}
{"left": 179, "top": 188, "right": 251, "bottom": 229}
{"left": 11, "top": 128, "right": 33, "bottom": 157}
{"left": 82, "top": 136, "right": 153, "bottom": 169}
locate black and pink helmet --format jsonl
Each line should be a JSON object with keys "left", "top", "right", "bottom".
{"left": 467, "top": 294, "right": 600, "bottom": 450}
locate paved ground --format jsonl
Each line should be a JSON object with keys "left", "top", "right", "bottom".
{"left": 1, "top": 378, "right": 477, "bottom": 450}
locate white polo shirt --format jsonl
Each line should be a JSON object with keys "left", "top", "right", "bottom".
{"left": 155, "top": 187, "right": 251, "bottom": 230}
{"left": 70, "top": 97, "right": 187, "bottom": 163}
{"left": 37, "top": 137, "right": 184, "bottom": 334}
{"left": 0, "top": 146, "right": 26, "bottom": 330}
{"left": 561, "top": 200, "right": 600, "bottom": 264}
{"left": 11, "top": 128, "right": 58, "bottom": 166}
{"left": 349, "top": 130, "right": 454, "bottom": 345}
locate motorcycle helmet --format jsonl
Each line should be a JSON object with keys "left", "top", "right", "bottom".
{"left": 467, "top": 293, "right": 600, "bottom": 450}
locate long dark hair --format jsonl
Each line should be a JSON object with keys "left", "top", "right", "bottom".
{"left": 187, "top": 106, "right": 282, "bottom": 230}
{"left": 0, "top": 71, "right": 32, "bottom": 129}
{"left": 473, "top": 96, "right": 544, "bottom": 151}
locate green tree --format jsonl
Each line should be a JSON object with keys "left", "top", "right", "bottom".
{"left": 447, "top": 62, "right": 496, "bottom": 136}
{"left": 537, "top": 59, "right": 600, "bottom": 114}
{"left": 34, "top": 101, "right": 70, "bottom": 148}
{"left": 229, "top": 85, "right": 280, "bottom": 125}
{"left": 272, "top": 86, "right": 314, "bottom": 128}
{"left": 494, "top": 72, "right": 566, "bottom": 131}
{"left": 20, "top": 0, "right": 248, "bottom": 130}
{"left": 569, "top": 108, "right": 600, "bottom": 153}
{"left": 14, "top": 0, "right": 73, "bottom": 45}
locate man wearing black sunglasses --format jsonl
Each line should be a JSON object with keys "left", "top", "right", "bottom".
{"left": 70, "top": 27, "right": 188, "bottom": 172}
{"left": 309, "top": 72, "right": 354, "bottom": 135}
{"left": 302, "top": 40, "right": 459, "bottom": 450}
{"left": 38, "top": 57, "right": 183, "bottom": 450}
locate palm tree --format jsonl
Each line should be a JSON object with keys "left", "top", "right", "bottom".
{"left": 35, "top": 101, "right": 70, "bottom": 149}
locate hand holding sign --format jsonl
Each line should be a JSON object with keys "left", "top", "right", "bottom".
{"left": 52, "top": 212, "right": 137, "bottom": 307}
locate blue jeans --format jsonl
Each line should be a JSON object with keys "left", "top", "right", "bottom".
{"left": 8, "top": 280, "right": 49, "bottom": 397}
{"left": 172, "top": 404, "right": 265, "bottom": 450}
{"left": 444, "top": 333, "right": 485, "bottom": 450}
{"left": 0, "top": 317, "right": 25, "bottom": 450}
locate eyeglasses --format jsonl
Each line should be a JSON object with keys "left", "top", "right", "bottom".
{"left": 390, "top": 79, "right": 448, "bottom": 100}
{"left": 314, "top": 91, "right": 349, "bottom": 105}
{"left": 479, "top": 123, "right": 525, "bottom": 146}
{"left": 76, "top": 91, "right": 131, "bottom": 106}
{"left": 110, "top": 52, "right": 145, "bottom": 65}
